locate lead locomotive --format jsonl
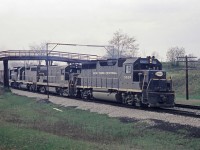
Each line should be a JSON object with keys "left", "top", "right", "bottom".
{"left": 9, "top": 56, "right": 175, "bottom": 107}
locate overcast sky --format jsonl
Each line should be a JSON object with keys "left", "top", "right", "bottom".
{"left": 0, "top": 0, "right": 200, "bottom": 60}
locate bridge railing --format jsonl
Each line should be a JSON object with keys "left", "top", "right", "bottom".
{"left": 0, "top": 50, "right": 101, "bottom": 61}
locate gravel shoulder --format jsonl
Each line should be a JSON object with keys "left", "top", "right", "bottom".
{"left": 11, "top": 89, "right": 200, "bottom": 128}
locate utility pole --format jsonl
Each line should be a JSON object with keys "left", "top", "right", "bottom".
{"left": 185, "top": 56, "right": 189, "bottom": 100}
{"left": 46, "top": 43, "right": 49, "bottom": 99}
{"left": 177, "top": 55, "right": 198, "bottom": 100}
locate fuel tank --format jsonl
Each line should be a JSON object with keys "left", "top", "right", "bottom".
{"left": 92, "top": 92, "right": 121, "bottom": 102}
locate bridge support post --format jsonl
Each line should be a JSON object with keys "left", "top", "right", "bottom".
{"left": 3, "top": 60, "right": 9, "bottom": 88}
{"left": 45, "top": 60, "right": 53, "bottom": 66}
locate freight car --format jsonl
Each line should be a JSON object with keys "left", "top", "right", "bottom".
{"left": 9, "top": 56, "right": 175, "bottom": 107}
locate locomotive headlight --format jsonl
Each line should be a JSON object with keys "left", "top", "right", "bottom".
{"left": 155, "top": 71, "right": 163, "bottom": 77}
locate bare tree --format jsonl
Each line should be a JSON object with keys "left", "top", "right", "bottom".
{"left": 166, "top": 46, "right": 185, "bottom": 66}
{"left": 29, "top": 42, "right": 47, "bottom": 65}
{"left": 106, "top": 30, "right": 139, "bottom": 58}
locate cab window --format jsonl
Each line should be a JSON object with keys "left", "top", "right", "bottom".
{"left": 125, "top": 65, "right": 131, "bottom": 74}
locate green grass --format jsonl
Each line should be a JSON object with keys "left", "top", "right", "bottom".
{"left": 164, "top": 66, "right": 200, "bottom": 100}
{"left": 0, "top": 124, "right": 95, "bottom": 150}
{"left": 0, "top": 88, "right": 200, "bottom": 150}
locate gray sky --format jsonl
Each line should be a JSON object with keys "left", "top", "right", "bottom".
{"left": 1, "top": 0, "right": 200, "bottom": 60}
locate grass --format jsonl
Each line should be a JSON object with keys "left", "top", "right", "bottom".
{"left": 163, "top": 65, "right": 200, "bottom": 100}
{"left": 163, "top": 63, "right": 200, "bottom": 105}
{"left": 0, "top": 88, "right": 200, "bottom": 150}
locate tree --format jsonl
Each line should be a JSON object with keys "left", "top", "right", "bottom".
{"left": 166, "top": 46, "right": 185, "bottom": 66}
{"left": 29, "top": 42, "right": 47, "bottom": 65}
{"left": 106, "top": 30, "right": 139, "bottom": 58}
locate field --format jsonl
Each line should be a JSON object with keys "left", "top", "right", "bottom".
{"left": 163, "top": 63, "right": 200, "bottom": 102}
{"left": 0, "top": 88, "right": 200, "bottom": 150}
{"left": 170, "top": 69, "right": 200, "bottom": 105}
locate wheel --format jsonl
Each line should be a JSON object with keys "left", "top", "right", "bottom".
{"left": 75, "top": 90, "right": 82, "bottom": 98}
{"left": 10, "top": 82, "right": 14, "bottom": 88}
{"left": 18, "top": 83, "right": 22, "bottom": 89}
{"left": 29, "top": 85, "right": 35, "bottom": 92}
{"left": 39, "top": 86, "right": 46, "bottom": 94}
{"left": 12, "top": 82, "right": 18, "bottom": 88}
{"left": 62, "top": 88, "right": 69, "bottom": 97}
{"left": 81, "top": 90, "right": 91, "bottom": 101}
{"left": 135, "top": 94, "right": 142, "bottom": 107}
{"left": 81, "top": 91, "right": 87, "bottom": 100}
{"left": 59, "top": 88, "right": 63, "bottom": 96}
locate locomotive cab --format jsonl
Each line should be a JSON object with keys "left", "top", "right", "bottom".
{"left": 9, "top": 67, "right": 18, "bottom": 87}
{"left": 10, "top": 67, "right": 19, "bottom": 81}
{"left": 63, "top": 64, "right": 82, "bottom": 96}
{"left": 64, "top": 64, "right": 81, "bottom": 80}
{"left": 9, "top": 67, "right": 25, "bottom": 88}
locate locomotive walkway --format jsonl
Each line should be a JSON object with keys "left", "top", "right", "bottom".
{"left": 0, "top": 50, "right": 100, "bottom": 88}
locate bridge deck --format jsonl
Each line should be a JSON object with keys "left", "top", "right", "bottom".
{"left": 0, "top": 50, "right": 100, "bottom": 62}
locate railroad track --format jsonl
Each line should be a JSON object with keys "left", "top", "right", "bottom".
{"left": 154, "top": 107, "right": 200, "bottom": 119}
{"left": 175, "top": 103, "right": 200, "bottom": 110}
{"left": 50, "top": 95, "right": 200, "bottom": 119}
{"left": 84, "top": 99, "right": 200, "bottom": 119}
{"left": 11, "top": 88, "right": 200, "bottom": 119}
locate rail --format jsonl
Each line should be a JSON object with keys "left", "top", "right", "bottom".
{"left": 0, "top": 50, "right": 101, "bottom": 61}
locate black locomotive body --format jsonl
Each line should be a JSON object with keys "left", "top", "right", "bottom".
{"left": 9, "top": 56, "right": 175, "bottom": 107}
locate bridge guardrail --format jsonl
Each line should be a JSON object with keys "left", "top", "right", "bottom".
{"left": 0, "top": 50, "right": 101, "bottom": 61}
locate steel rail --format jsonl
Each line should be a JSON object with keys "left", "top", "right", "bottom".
{"left": 175, "top": 104, "right": 200, "bottom": 110}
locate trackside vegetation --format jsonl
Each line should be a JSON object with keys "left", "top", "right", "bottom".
{"left": 0, "top": 88, "right": 200, "bottom": 150}
{"left": 170, "top": 70, "right": 200, "bottom": 99}
{"left": 163, "top": 63, "right": 200, "bottom": 101}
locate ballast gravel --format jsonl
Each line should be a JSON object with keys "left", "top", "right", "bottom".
{"left": 11, "top": 89, "right": 200, "bottom": 128}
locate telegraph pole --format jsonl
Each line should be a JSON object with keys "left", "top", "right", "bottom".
{"left": 185, "top": 56, "right": 189, "bottom": 100}
{"left": 177, "top": 55, "right": 198, "bottom": 100}
{"left": 46, "top": 43, "right": 49, "bottom": 99}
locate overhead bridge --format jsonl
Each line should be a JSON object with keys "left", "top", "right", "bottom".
{"left": 0, "top": 50, "right": 100, "bottom": 62}
{"left": 0, "top": 50, "right": 100, "bottom": 88}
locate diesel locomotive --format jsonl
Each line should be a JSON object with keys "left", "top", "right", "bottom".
{"left": 9, "top": 56, "right": 175, "bottom": 107}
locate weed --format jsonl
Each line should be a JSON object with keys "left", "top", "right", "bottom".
{"left": 0, "top": 88, "right": 200, "bottom": 150}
